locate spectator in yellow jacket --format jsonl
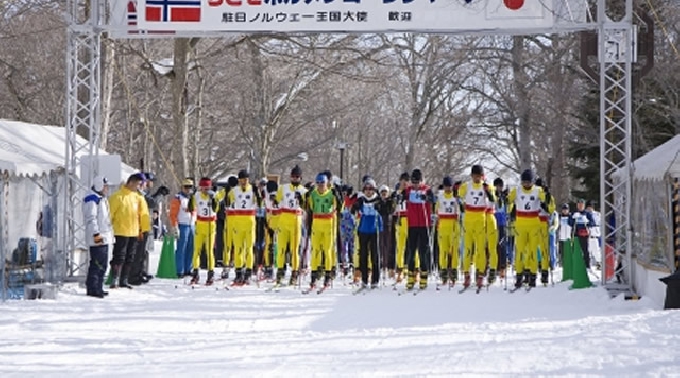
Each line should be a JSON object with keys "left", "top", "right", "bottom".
{"left": 108, "top": 174, "right": 144, "bottom": 289}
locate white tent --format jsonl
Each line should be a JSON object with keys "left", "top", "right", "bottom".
{"left": 614, "top": 134, "right": 680, "bottom": 181}
{"left": 0, "top": 119, "right": 135, "bottom": 299}
{"left": 613, "top": 134, "right": 680, "bottom": 307}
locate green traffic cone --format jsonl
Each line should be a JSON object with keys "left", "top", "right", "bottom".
{"left": 569, "top": 239, "right": 592, "bottom": 289}
{"left": 562, "top": 240, "right": 573, "bottom": 282}
{"left": 156, "top": 235, "right": 178, "bottom": 279}
{"left": 105, "top": 270, "right": 113, "bottom": 285}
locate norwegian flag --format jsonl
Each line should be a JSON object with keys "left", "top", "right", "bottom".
{"left": 145, "top": 0, "right": 201, "bottom": 22}
{"left": 127, "top": 0, "right": 138, "bottom": 27}
{"left": 127, "top": 1, "right": 176, "bottom": 35}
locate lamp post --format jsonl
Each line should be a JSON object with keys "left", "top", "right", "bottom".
{"left": 336, "top": 142, "right": 347, "bottom": 181}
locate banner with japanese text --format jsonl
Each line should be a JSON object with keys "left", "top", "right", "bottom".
{"left": 135, "top": 0, "right": 560, "bottom": 33}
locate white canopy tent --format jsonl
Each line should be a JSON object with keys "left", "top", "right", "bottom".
{"left": 615, "top": 134, "right": 680, "bottom": 182}
{"left": 613, "top": 134, "right": 680, "bottom": 306}
{"left": 0, "top": 119, "right": 135, "bottom": 300}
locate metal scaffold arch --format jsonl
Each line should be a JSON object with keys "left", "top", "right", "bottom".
{"left": 63, "top": 0, "right": 635, "bottom": 294}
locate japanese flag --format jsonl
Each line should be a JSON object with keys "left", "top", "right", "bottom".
{"left": 485, "top": 0, "right": 547, "bottom": 20}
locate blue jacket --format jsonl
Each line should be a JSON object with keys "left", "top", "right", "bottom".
{"left": 352, "top": 194, "right": 384, "bottom": 234}
{"left": 494, "top": 193, "right": 507, "bottom": 227}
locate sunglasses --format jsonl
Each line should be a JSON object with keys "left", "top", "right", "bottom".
{"left": 316, "top": 181, "right": 327, "bottom": 184}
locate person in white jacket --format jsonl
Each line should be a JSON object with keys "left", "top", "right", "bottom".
{"left": 82, "top": 176, "right": 113, "bottom": 298}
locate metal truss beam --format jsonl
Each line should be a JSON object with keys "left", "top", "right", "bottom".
{"left": 599, "top": 0, "right": 634, "bottom": 293}
{"left": 63, "top": 0, "right": 102, "bottom": 280}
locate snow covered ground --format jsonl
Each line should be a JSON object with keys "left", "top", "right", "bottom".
{"left": 1, "top": 243, "right": 679, "bottom": 377}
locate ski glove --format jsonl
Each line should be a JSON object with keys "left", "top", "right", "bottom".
{"left": 430, "top": 214, "right": 438, "bottom": 223}
{"left": 154, "top": 185, "right": 170, "bottom": 197}
{"left": 93, "top": 233, "right": 105, "bottom": 245}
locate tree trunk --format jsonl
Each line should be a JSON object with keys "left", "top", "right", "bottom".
{"left": 550, "top": 36, "right": 569, "bottom": 203}
{"left": 99, "top": 37, "right": 114, "bottom": 150}
{"left": 404, "top": 147, "right": 414, "bottom": 173}
{"left": 248, "top": 39, "right": 268, "bottom": 177}
{"left": 512, "top": 36, "right": 532, "bottom": 171}
{"left": 192, "top": 61, "right": 204, "bottom": 179}
{"left": 172, "top": 38, "right": 192, "bottom": 179}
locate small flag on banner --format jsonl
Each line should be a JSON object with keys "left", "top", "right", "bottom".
{"left": 145, "top": 0, "right": 201, "bottom": 23}
{"left": 486, "top": 0, "right": 545, "bottom": 20}
{"left": 128, "top": 0, "right": 176, "bottom": 35}
{"left": 127, "top": 0, "right": 138, "bottom": 27}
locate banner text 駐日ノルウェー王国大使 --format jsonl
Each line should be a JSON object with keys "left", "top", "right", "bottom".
{"left": 135, "top": 0, "right": 557, "bottom": 33}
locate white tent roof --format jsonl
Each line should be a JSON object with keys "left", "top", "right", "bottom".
{"left": 0, "top": 119, "right": 134, "bottom": 177}
{"left": 615, "top": 134, "right": 680, "bottom": 181}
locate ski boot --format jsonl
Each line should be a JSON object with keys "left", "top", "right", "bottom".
{"left": 231, "top": 268, "right": 244, "bottom": 286}
{"left": 463, "top": 271, "right": 471, "bottom": 288}
{"left": 276, "top": 268, "right": 285, "bottom": 285}
{"left": 323, "top": 271, "right": 332, "bottom": 289}
{"left": 514, "top": 274, "right": 523, "bottom": 289}
{"left": 109, "top": 264, "right": 121, "bottom": 289}
{"left": 488, "top": 269, "right": 497, "bottom": 285}
{"left": 476, "top": 271, "right": 484, "bottom": 289}
{"left": 529, "top": 273, "right": 537, "bottom": 288}
{"left": 540, "top": 270, "right": 549, "bottom": 286}
{"left": 522, "top": 269, "right": 531, "bottom": 285}
{"left": 330, "top": 266, "right": 337, "bottom": 280}
{"left": 395, "top": 269, "right": 403, "bottom": 284}
{"left": 205, "top": 270, "right": 215, "bottom": 286}
{"left": 309, "top": 270, "right": 318, "bottom": 289}
{"left": 451, "top": 269, "right": 459, "bottom": 282}
{"left": 220, "top": 268, "right": 229, "bottom": 280}
{"left": 419, "top": 271, "right": 428, "bottom": 290}
{"left": 439, "top": 268, "right": 448, "bottom": 286}
{"left": 189, "top": 269, "right": 200, "bottom": 285}
{"left": 244, "top": 268, "right": 253, "bottom": 285}
{"left": 406, "top": 271, "right": 416, "bottom": 291}
{"left": 289, "top": 270, "right": 299, "bottom": 286}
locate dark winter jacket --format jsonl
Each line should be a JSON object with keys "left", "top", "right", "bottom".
{"left": 568, "top": 210, "right": 595, "bottom": 237}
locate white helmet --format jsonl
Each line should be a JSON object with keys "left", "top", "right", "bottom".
{"left": 379, "top": 185, "right": 390, "bottom": 194}
{"left": 92, "top": 175, "right": 109, "bottom": 192}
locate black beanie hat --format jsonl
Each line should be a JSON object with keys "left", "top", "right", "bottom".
{"left": 411, "top": 169, "right": 422, "bottom": 182}
{"left": 471, "top": 165, "right": 484, "bottom": 176}
{"left": 291, "top": 165, "right": 302, "bottom": 176}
